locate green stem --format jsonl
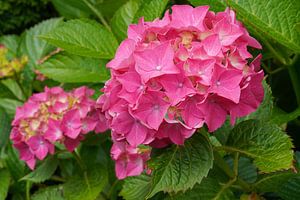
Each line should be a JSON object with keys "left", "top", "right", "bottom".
{"left": 50, "top": 175, "right": 66, "bottom": 182}
{"left": 287, "top": 55, "right": 300, "bottom": 106}
{"left": 82, "top": 0, "right": 111, "bottom": 31}
{"left": 107, "top": 179, "right": 119, "bottom": 199}
{"left": 214, "top": 151, "right": 252, "bottom": 192}
{"left": 26, "top": 181, "right": 31, "bottom": 200}
{"left": 72, "top": 150, "right": 86, "bottom": 171}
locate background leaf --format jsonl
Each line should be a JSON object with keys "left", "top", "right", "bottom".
{"left": 0, "top": 168, "right": 11, "bottom": 200}
{"left": 133, "top": 0, "right": 169, "bottom": 23}
{"left": 37, "top": 52, "right": 109, "bottom": 83}
{"left": 225, "top": 120, "right": 293, "bottom": 173}
{"left": 31, "top": 186, "right": 64, "bottom": 200}
{"left": 120, "top": 174, "right": 151, "bottom": 200}
{"left": 111, "top": 0, "right": 142, "bottom": 41}
{"left": 0, "top": 108, "right": 11, "bottom": 149}
{"left": 21, "top": 156, "right": 58, "bottom": 183}
{"left": 278, "top": 176, "right": 300, "bottom": 200}
{"left": 51, "top": 0, "right": 92, "bottom": 19}
{"left": 0, "top": 35, "right": 20, "bottom": 58}
{"left": 18, "top": 18, "right": 63, "bottom": 66}
{"left": 41, "top": 19, "right": 118, "bottom": 59}
{"left": 165, "top": 177, "right": 235, "bottom": 200}
{"left": 146, "top": 133, "right": 213, "bottom": 198}
{"left": 63, "top": 167, "right": 108, "bottom": 200}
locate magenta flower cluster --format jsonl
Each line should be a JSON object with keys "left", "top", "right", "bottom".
{"left": 10, "top": 86, "right": 107, "bottom": 169}
{"left": 98, "top": 5, "right": 264, "bottom": 179}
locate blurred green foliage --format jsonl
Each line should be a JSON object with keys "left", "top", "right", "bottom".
{"left": 0, "top": 0, "right": 57, "bottom": 35}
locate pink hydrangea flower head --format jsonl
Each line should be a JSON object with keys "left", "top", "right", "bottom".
{"left": 10, "top": 86, "right": 108, "bottom": 169}
{"left": 98, "top": 5, "right": 264, "bottom": 179}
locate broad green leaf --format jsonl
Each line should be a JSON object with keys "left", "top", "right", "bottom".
{"left": 1, "top": 79, "right": 26, "bottom": 101}
{"left": 189, "top": 0, "right": 300, "bottom": 53}
{"left": 40, "top": 19, "right": 118, "bottom": 59}
{"left": 165, "top": 177, "right": 235, "bottom": 200}
{"left": 111, "top": 0, "right": 142, "bottom": 41}
{"left": 18, "top": 18, "right": 63, "bottom": 66}
{"left": 254, "top": 171, "right": 296, "bottom": 193}
{"left": 146, "top": 133, "right": 213, "bottom": 198}
{"left": 0, "top": 35, "right": 20, "bottom": 59}
{"left": 51, "top": 0, "right": 92, "bottom": 19}
{"left": 0, "top": 107, "right": 11, "bottom": 148}
{"left": 63, "top": 167, "right": 108, "bottom": 200}
{"left": 188, "top": 0, "right": 226, "bottom": 12}
{"left": 32, "top": 186, "right": 64, "bottom": 200}
{"left": 228, "top": 0, "right": 300, "bottom": 53}
{"left": 278, "top": 176, "right": 300, "bottom": 200}
{"left": 225, "top": 120, "right": 293, "bottom": 173}
{"left": 0, "top": 98, "right": 22, "bottom": 117}
{"left": 120, "top": 174, "right": 151, "bottom": 200}
{"left": 21, "top": 156, "right": 58, "bottom": 183}
{"left": 133, "top": 0, "right": 169, "bottom": 23}
{"left": 0, "top": 168, "right": 10, "bottom": 200}
{"left": 37, "top": 52, "right": 109, "bottom": 83}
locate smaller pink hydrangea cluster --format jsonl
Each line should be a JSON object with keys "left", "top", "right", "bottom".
{"left": 98, "top": 5, "right": 265, "bottom": 179}
{"left": 10, "top": 86, "right": 107, "bottom": 169}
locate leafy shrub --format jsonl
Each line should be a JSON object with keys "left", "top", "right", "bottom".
{"left": 0, "top": 0, "right": 300, "bottom": 200}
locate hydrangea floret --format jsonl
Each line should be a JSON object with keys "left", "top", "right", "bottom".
{"left": 10, "top": 86, "right": 107, "bottom": 169}
{"left": 98, "top": 5, "right": 264, "bottom": 179}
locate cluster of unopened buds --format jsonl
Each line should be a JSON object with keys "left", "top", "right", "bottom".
{"left": 0, "top": 44, "right": 28, "bottom": 79}
{"left": 98, "top": 5, "right": 264, "bottom": 179}
{"left": 10, "top": 86, "right": 108, "bottom": 169}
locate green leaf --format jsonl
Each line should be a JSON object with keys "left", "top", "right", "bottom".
{"left": 0, "top": 35, "right": 20, "bottom": 59}
{"left": 1, "top": 79, "right": 26, "bottom": 101}
{"left": 165, "top": 177, "right": 235, "bottom": 200}
{"left": 0, "top": 98, "right": 22, "bottom": 117}
{"left": 51, "top": 0, "right": 92, "bottom": 19}
{"left": 0, "top": 82, "right": 16, "bottom": 99}
{"left": 63, "top": 167, "right": 108, "bottom": 200}
{"left": 133, "top": 0, "right": 169, "bottom": 23}
{"left": 111, "top": 0, "right": 142, "bottom": 41}
{"left": 21, "top": 156, "right": 58, "bottom": 183}
{"left": 94, "top": 0, "right": 128, "bottom": 19}
{"left": 224, "top": 120, "right": 293, "bottom": 173}
{"left": 18, "top": 18, "right": 63, "bottom": 66}
{"left": 37, "top": 52, "right": 109, "bottom": 83}
{"left": 0, "top": 107, "right": 11, "bottom": 148}
{"left": 5, "top": 143, "right": 25, "bottom": 181}
{"left": 227, "top": 0, "right": 300, "bottom": 53}
{"left": 120, "top": 174, "right": 151, "bottom": 200}
{"left": 0, "top": 168, "right": 10, "bottom": 200}
{"left": 32, "top": 186, "right": 64, "bottom": 200}
{"left": 146, "top": 133, "right": 213, "bottom": 198}
{"left": 40, "top": 19, "right": 118, "bottom": 59}
{"left": 254, "top": 171, "right": 296, "bottom": 193}
{"left": 188, "top": 0, "right": 226, "bottom": 12}
{"left": 189, "top": 0, "right": 300, "bottom": 53}
{"left": 278, "top": 176, "right": 300, "bottom": 200}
